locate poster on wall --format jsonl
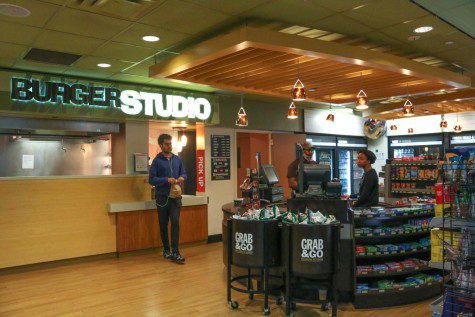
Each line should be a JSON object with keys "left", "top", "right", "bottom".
{"left": 210, "top": 134, "right": 231, "bottom": 181}
{"left": 211, "top": 158, "right": 231, "bottom": 180}
{"left": 196, "top": 149, "right": 205, "bottom": 192}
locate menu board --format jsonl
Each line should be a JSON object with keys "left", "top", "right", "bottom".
{"left": 211, "top": 158, "right": 231, "bottom": 180}
{"left": 211, "top": 135, "right": 231, "bottom": 158}
{"left": 211, "top": 135, "right": 231, "bottom": 180}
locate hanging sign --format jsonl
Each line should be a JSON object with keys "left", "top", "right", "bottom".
{"left": 10, "top": 77, "right": 212, "bottom": 121}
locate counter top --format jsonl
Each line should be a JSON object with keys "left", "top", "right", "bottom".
{"left": 109, "top": 195, "right": 208, "bottom": 213}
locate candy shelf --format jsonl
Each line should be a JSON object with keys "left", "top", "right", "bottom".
{"left": 353, "top": 204, "right": 436, "bottom": 308}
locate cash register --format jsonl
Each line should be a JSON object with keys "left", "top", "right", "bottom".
{"left": 296, "top": 162, "right": 342, "bottom": 198}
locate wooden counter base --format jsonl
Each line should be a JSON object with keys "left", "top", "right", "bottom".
{"left": 116, "top": 205, "right": 208, "bottom": 253}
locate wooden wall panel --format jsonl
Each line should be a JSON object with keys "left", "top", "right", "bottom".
{"left": 270, "top": 133, "right": 307, "bottom": 199}
{"left": 0, "top": 176, "right": 149, "bottom": 269}
{"left": 116, "top": 205, "right": 208, "bottom": 253}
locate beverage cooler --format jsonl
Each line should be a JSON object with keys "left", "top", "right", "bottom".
{"left": 308, "top": 135, "right": 367, "bottom": 196}
{"left": 389, "top": 134, "right": 443, "bottom": 160}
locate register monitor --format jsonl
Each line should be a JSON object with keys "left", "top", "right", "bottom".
{"left": 298, "top": 164, "right": 331, "bottom": 195}
{"left": 260, "top": 164, "right": 279, "bottom": 186}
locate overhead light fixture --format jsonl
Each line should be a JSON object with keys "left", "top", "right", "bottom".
{"left": 292, "top": 78, "right": 306, "bottom": 101}
{"left": 142, "top": 35, "right": 160, "bottom": 42}
{"left": 0, "top": 3, "right": 30, "bottom": 17}
{"left": 235, "top": 95, "right": 248, "bottom": 127}
{"left": 355, "top": 89, "right": 368, "bottom": 110}
{"left": 390, "top": 124, "right": 398, "bottom": 131}
{"left": 408, "top": 35, "right": 421, "bottom": 41}
{"left": 454, "top": 113, "right": 462, "bottom": 133}
{"left": 292, "top": 58, "right": 306, "bottom": 101}
{"left": 97, "top": 63, "right": 111, "bottom": 68}
{"left": 402, "top": 99, "right": 414, "bottom": 116}
{"left": 308, "top": 88, "right": 317, "bottom": 92}
{"left": 440, "top": 114, "right": 447, "bottom": 129}
{"left": 445, "top": 41, "right": 454, "bottom": 45}
{"left": 287, "top": 102, "right": 298, "bottom": 119}
{"left": 408, "top": 128, "right": 414, "bottom": 133}
{"left": 326, "top": 100, "right": 334, "bottom": 122}
{"left": 414, "top": 26, "right": 433, "bottom": 33}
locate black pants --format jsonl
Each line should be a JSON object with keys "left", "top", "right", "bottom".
{"left": 156, "top": 196, "right": 182, "bottom": 252}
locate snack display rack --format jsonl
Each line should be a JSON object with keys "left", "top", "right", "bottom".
{"left": 384, "top": 159, "right": 439, "bottom": 200}
{"left": 353, "top": 204, "right": 443, "bottom": 308}
{"left": 437, "top": 160, "right": 475, "bottom": 316}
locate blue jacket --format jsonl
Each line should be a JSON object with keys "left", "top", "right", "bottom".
{"left": 149, "top": 153, "right": 187, "bottom": 197}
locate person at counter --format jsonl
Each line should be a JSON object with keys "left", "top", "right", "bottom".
{"left": 149, "top": 134, "right": 187, "bottom": 264}
{"left": 287, "top": 141, "right": 317, "bottom": 190}
{"left": 351, "top": 149, "right": 379, "bottom": 207}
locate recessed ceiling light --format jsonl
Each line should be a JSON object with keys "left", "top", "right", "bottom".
{"left": 142, "top": 35, "right": 160, "bottom": 42}
{"left": 408, "top": 35, "right": 421, "bottom": 41}
{"left": 445, "top": 41, "right": 454, "bottom": 45}
{"left": 414, "top": 26, "right": 433, "bottom": 33}
{"left": 352, "top": 4, "right": 368, "bottom": 10}
{"left": 0, "top": 3, "right": 30, "bottom": 17}
{"left": 97, "top": 63, "right": 111, "bottom": 68}
{"left": 308, "top": 88, "right": 317, "bottom": 92}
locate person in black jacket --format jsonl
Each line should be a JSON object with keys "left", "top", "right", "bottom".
{"left": 353, "top": 149, "right": 379, "bottom": 207}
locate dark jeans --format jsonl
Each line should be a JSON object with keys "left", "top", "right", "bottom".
{"left": 156, "top": 196, "right": 182, "bottom": 252}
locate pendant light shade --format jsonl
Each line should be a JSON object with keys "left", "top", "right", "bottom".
{"left": 440, "top": 115, "right": 448, "bottom": 129}
{"left": 454, "top": 124, "right": 462, "bottom": 133}
{"left": 408, "top": 128, "right": 414, "bottom": 133}
{"left": 326, "top": 113, "right": 335, "bottom": 122}
{"left": 402, "top": 99, "right": 415, "bottom": 116}
{"left": 355, "top": 90, "right": 368, "bottom": 110}
{"left": 235, "top": 95, "right": 248, "bottom": 127}
{"left": 292, "top": 79, "right": 306, "bottom": 101}
{"left": 287, "top": 102, "right": 298, "bottom": 119}
{"left": 390, "top": 124, "right": 398, "bottom": 131}
{"left": 236, "top": 107, "right": 248, "bottom": 127}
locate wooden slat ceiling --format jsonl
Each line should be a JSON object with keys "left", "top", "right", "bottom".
{"left": 372, "top": 99, "right": 475, "bottom": 120}
{"left": 165, "top": 46, "right": 454, "bottom": 104}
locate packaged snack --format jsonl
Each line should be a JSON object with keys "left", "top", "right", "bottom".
{"left": 282, "top": 211, "right": 298, "bottom": 223}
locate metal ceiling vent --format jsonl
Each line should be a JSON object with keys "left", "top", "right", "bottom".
{"left": 23, "top": 48, "right": 82, "bottom": 66}
{"left": 74, "top": 0, "right": 155, "bottom": 19}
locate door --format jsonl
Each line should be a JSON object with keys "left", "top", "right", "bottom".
{"left": 352, "top": 150, "right": 363, "bottom": 195}
{"left": 338, "top": 149, "right": 351, "bottom": 195}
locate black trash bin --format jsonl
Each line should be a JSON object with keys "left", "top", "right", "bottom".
{"left": 227, "top": 218, "right": 282, "bottom": 315}
{"left": 283, "top": 221, "right": 340, "bottom": 316}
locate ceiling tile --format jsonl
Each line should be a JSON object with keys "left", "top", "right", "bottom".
{"left": 12, "top": 60, "right": 69, "bottom": 74}
{"left": 121, "top": 62, "right": 151, "bottom": 77}
{"left": 63, "top": 68, "right": 116, "bottom": 79}
{"left": 33, "top": 30, "right": 106, "bottom": 55}
{"left": 408, "top": 35, "right": 458, "bottom": 54}
{"left": 248, "top": 0, "right": 336, "bottom": 26}
{"left": 380, "top": 15, "right": 456, "bottom": 43}
{"left": 0, "top": 58, "right": 16, "bottom": 68}
{"left": 312, "top": 0, "right": 376, "bottom": 12}
{"left": 111, "top": 23, "right": 189, "bottom": 50}
{"left": 0, "top": 0, "right": 60, "bottom": 27}
{"left": 0, "top": 21, "right": 41, "bottom": 46}
{"left": 364, "top": 31, "right": 406, "bottom": 47}
{"left": 108, "top": 73, "right": 155, "bottom": 84}
{"left": 140, "top": 0, "right": 229, "bottom": 35}
{"left": 182, "top": 0, "right": 269, "bottom": 15}
{"left": 343, "top": 0, "right": 429, "bottom": 29}
{"left": 45, "top": 7, "right": 131, "bottom": 40}
{"left": 447, "top": 3, "right": 475, "bottom": 38}
{"left": 0, "top": 42, "right": 28, "bottom": 59}
{"left": 92, "top": 42, "right": 157, "bottom": 63}
{"left": 72, "top": 56, "right": 134, "bottom": 72}
{"left": 311, "top": 14, "right": 374, "bottom": 36}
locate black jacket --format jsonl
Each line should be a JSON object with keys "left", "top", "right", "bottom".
{"left": 353, "top": 168, "right": 379, "bottom": 207}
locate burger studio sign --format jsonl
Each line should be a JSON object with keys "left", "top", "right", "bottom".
{"left": 10, "top": 77, "right": 213, "bottom": 121}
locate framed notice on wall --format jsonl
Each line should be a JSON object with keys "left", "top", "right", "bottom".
{"left": 210, "top": 135, "right": 231, "bottom": 180}
{"left": 134, "top": 153, "right": 149, "bottom": 173}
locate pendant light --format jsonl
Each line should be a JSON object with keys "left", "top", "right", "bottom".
{"left": 402, "top": 83, "right": 415, "bottom": 116}
{"left": 355, "top": 90, "right": 368, "bottom": 110}
{"left": 235, "top": 94, "right": 248, "bottom": 127}
{"left": 326, "top": 96, "right": 334, "bottom": 122}
{"left": 408, "top": 127, "right": 414, "bottom": 133}
{"left": 355, "top": 73, "right": 368, "bottom": 110}
{"left": 454, "top": 113, "right": 462, "bottom": 133}
{"left": 390, "top": 119, "right": 398, "bottom": 131}
{"left": 440, "top": 114, "right": 448, "bottom": 129}
{"left": 292, "top": 58, "right": 306, "bottom": 101}
{"left": 287, "top": 102, "right": 298, "bottom": 119}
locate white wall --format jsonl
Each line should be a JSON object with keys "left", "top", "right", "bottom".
{"left": 304, "top": 108, "right": 365, "bottom": 136}
{"left": 204, "top": 127, "right": 237, "bottom": 235}
{"left": 387, "top": 111, "right": 475, "bottom": 136}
